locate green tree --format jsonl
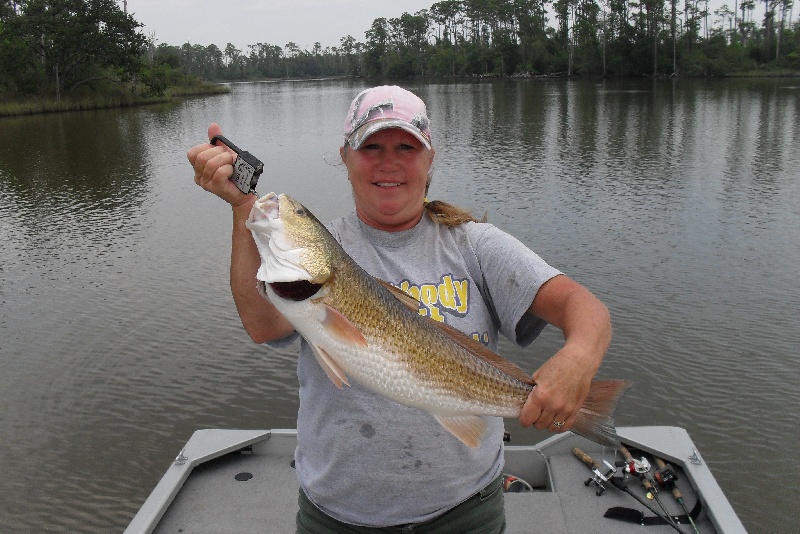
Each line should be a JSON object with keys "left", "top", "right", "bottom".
{"left": 388, "top": 11, "right": 430, "bottom": 76}
{"left": 223, "top": 43, "right": 243, "bottom": 78}
{"left": 0, "top": 2, "right": 30, "bottom": 92}
{"left": 364, "top": 17, "right": 389, "bottom": 75}
{"left": 6, "top": 0, "right": 145, "bottom": 99}
{"left": 516, "top": 0, "right": 551, "bottom": 73}
{"left": 430, "top": 0, "right": 465, "bottom": 75}
{"left": 340, "top": 35, "right": 358, "bottom": 75}
{"left": 284, "top": 41, "right": 299, "bottom": 76}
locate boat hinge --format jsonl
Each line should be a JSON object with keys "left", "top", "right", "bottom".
{"left": 174, "top": 449, "right": 189, "bottom": 466}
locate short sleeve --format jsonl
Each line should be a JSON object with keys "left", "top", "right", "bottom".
{"left": 468, "top": 223, "right": 561, "bottom": 346}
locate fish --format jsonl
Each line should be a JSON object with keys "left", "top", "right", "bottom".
{"left": 245, "top": 192, "right": 631, "bottom": 448}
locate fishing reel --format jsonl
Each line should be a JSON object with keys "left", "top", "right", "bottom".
{"left": 621, "top": 453, "right": 666, "bottom": 501}
{"left": 585, "top": 459, "right": 626, "bottom": 496}
{"left": 654, "top": 462, "right": 678, "bottom": 487}
{"left": 622, "top": 455, "right": 651, "bottom": 478}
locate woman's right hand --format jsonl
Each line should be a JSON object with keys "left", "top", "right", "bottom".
{"left": 187, "top": 123, "right": 254, "bottom": 208}
{"left": 188, "top": 124, "right": 292, "bottom": 342}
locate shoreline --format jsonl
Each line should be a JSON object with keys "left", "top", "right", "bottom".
{"left": 3, "top": 71, "right": 798, "bottom": 118}
{"left": 0, "top": 84, "right": 230, "bottom": 119}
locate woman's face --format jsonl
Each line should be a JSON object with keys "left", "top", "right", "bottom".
{"left": 340, "top": 128, "right": 435, "bottom": 232}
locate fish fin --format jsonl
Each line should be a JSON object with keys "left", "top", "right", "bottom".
{"left": 433, "top": 321, "right": 534, "bottom": 385}
{"left": 376, "top": 278, "right": 422, "bottom": 312}
{"left": 320, "top": 304, "right": 368, "bottom": 348}
{"left": 309, "top": 343, "right": 350, "bottom": 389}
{"left": 571, "top": 380, "right": 634, "bottom": 447}
{"left": 433, "top": 414, "right": 487, "bottom": 448}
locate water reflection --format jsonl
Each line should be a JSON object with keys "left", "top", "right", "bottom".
{"left": 0, "top": 110, "right": 153, "bottom": 289}
{"left": 0, "top": 109, "right": 151, "bottom": 200}
{"left": 423, "top": 79, "right": 799, "bottom": 532}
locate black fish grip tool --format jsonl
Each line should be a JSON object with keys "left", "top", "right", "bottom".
{"left": 210, "top": 135, "right": 264, "bottom": 195}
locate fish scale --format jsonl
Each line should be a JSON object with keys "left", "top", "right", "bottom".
{"left": 302, "top": 266, "right": 527, "bottom": 416}
{"left": 326, "top": 266, "right": 530, "bottom": 413}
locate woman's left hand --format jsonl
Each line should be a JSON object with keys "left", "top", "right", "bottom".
{"left": 518, "top": 344, "right": 596, "bottom": 432}
{"left": 516, "top": 274, "right": 611, "bottom": 432}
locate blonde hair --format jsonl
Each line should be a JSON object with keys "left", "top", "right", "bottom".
{"left": 423, "top": 199, "right": 486, "bottom": 226}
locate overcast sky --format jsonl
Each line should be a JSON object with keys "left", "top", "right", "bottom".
{"left": 126, "top": 0, "right": 435, "bottom": 52}
{"left": 126, "top": 0, "right": 746, "bottom": 53}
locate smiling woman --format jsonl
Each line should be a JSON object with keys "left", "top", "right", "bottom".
{"left": 340, "top": 85, "right": 484, "bottom": 230}
{"left": 186, "top": 84, "right": 614, "bottom": 532}
{"left": 340, "top": 129, "right": 433, "bottom": 231}
{"left": 339, "top": 85, "right": 435, "bottom": 231}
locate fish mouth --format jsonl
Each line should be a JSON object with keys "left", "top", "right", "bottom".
{"left": 252, "top": 192, "right": 281, "bottom": 222}
{"left": 246, "top": 192, "right": 313, "bottom": 284}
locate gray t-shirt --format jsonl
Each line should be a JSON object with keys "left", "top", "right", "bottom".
{"left": 281, "top": 212, "right": 561, "bottom": 527}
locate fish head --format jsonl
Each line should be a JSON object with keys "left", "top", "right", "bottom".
{"left": 246, "top": 192, "right": 334, "bottom": 285}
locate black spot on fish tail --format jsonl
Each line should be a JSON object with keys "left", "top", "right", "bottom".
{"left": 269, "top": 280, "right": 322, "bottom": 301}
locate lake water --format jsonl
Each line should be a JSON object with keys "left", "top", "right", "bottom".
{"left": 1, "top": 78, "right": 798, "bottom": 533}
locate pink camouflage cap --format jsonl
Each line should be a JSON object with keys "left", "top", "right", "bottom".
{"left": 343, "top": 85, "right": 432, "bottom": 150}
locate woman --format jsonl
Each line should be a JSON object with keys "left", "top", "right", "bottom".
{"left": 187, "top": 85, "right": 611, "bottom": 533}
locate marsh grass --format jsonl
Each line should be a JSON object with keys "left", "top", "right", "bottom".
{"left": 0, "top": 83, "right": 229, "bottom": 118}
{"left": 724, "top": 69, "right": 800, "bottom": 78}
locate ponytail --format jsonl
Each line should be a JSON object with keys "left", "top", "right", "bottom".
{"left": 422, "top": 171, "right": 486, "bottom": 226}
{"left": 423, "top": 199, "right": 486, "bottom": 227}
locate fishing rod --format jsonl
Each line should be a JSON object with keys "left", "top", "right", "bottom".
{"left": 654, "top": 456, "right": 701, "bottom": 534}
{"left": 572, "top": 447, "right": 689, "bottom": 534}
{"left": 619, "top": 445, "right": 686, "bottom": 532}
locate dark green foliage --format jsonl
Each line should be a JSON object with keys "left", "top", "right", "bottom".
{"left": 2, "top": 0, "right": 145, "bottom": 98}
{"left": 1, "top": 0, "right": 797, "bottom": 107}
{"left": 139, "top": 1, "right": 797, "bottom": 81}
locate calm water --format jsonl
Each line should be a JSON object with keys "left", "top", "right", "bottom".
{"left": 1, "top": 79, "right": 798, "bottom": 533}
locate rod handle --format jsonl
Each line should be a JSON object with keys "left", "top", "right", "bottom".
{"left": 573, "top": 447, "right": 600, "bottom": 469}
{"left": 619, "top": 445, "right": 634, "bottom": 462}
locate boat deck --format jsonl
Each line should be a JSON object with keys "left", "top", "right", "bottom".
{"left": 128, "top": 427, "right": 746, "bottom": 534}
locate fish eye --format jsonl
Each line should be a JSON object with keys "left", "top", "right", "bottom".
{"left": 296, "top": 208, "right": 306, "bottom": 216}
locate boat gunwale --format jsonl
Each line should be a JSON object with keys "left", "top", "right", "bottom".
{"left": 125, "top": 427, "right": 746, "bottom": 534}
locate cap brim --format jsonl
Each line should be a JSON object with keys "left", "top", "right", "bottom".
{"left": 347, "top": 119, "right": 431, "bottom": 150}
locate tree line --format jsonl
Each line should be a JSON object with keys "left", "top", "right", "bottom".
{"left": 163, "top": 0, "right": 798, "bottom": 81}
{"left": 1, "top": 0, "right": 798, "bottom": 105}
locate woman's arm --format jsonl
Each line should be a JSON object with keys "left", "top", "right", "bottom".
{"left": 518, "top": 274, "right": 612, "bottom": 432}
{"left": 187, "top": 123, "right": 295, "bottom": 343}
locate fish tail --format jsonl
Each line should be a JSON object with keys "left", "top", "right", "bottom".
{"left": 571, "top": 379, "right": 633, "bottom": 447}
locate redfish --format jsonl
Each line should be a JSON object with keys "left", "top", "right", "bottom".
{"left": 246, "top": 192, "right": 630, "bottom": 448}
